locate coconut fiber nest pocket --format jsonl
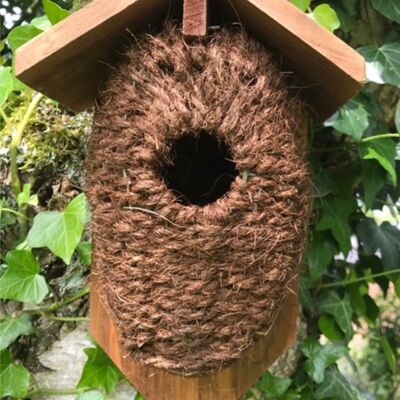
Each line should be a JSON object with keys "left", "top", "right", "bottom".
{"left": 86, "top": 25, "right": 311, "bottom": 375}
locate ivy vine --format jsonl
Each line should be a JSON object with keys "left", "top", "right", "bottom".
{"left": 0, "top": 0, "right": 399, "bottom": 399}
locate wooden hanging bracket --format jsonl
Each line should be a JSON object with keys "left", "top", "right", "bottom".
{"left": 183, "top": 0, "right": 208, "bottom": 38}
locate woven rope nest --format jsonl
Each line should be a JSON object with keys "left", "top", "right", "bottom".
{"left": 86, "top": 24, "right": 311, "bottom": 375}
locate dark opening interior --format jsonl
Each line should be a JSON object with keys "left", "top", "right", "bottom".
{"left": 159, "top": 132, "right": 238, "bottom": 206}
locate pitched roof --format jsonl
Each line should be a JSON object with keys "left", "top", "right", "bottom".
{"left": 15, "top": 0, "right": 365, "bottom": 119}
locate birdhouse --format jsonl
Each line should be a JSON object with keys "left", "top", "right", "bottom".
{"left": 16, "top": 0, "right": 365, "bottom": 399}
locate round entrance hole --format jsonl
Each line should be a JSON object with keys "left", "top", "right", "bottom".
{"left": 160, "top": 132, "right": 239, "bottom": 206}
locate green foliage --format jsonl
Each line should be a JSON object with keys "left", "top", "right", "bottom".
{"left": 17, "top": 184, "right": 38, "bottom": 207}
{"left": 357, "top": 219, "right": 400, "bottom": 269}
{"left": 290, "top": 0, "right": 311, "bottom": 12}
{"left": 7, "top": 25, "right": 43, "bottom": 53}
{"left": 362, "top": 160, "right": 386, "bottom": 210}
{"left": 27, "top": 193, "right": 88, "bottom": 264}
{"left": 42, "top": 0, "right": 70, "bottom": 24}
{"left": 0, "top": 67, "right": 14, "bottom": 106}
{"left": 77, "top": 345, "right": 124, "bottom": 394}
{"left": 315, "top": 366, "right": 362, "bottom": 399}
{"left": 0, "top": 314, "right": 33, "bottom": 351}
{"left": 257, "top": 372, "right": 292, "bottom": 398}
{"left": 358, "top": 41, "right": 400, "bottom": 86}
{"left": 76, "top": 242, "right": 92, "bottom": 266}
{"left": 371, "top": 0, "right": 400, "bottom": 24}
{"left": 310, "top": 4, "right": 341, "bottom": 32}
{"left": 1, "top": 0, "right": 400, "bottom": 399}
{"left": 359, "top": 137, "right": 397, "bottom": 184}
{"left": 324, "top": 95, "right": 370, "bottom": 141}
{"left": 306, "top": 232, "right": 336, "bottom": 282}
{"left": 380, "top": 334, "right": 397, "bottom": 375}
{"left": 316, "top": 193, "right": 356, "bottom": 255}
{"left": 318, "top": 291, "right": 354, "bottom": 339}
{"left": 5, "top": 0, "right": 70, "bottom": 64}
{"left": 290, "top": 1, "right": 341, "bottom": 32}
{"left": 301, "top": 338, "right": 347, "bottom": 384}
{"left": 0, "top": 250, "right": 49, "bottom": 304}
{"left": 318, "top": 314, "right": 345, "bottom": 341}
{"left": 0, "top": 350, "right": 30, "bottom": 399}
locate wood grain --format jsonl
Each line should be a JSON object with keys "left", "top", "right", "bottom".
{"left": 15, "top": 0, "right": 364, "bottom": 119}
{"left": 183, "top": 0, "right": 208, "bottom": 38}
{"left": 215, "top": 0, "right": 365, "bottom": 119}
{"left": 89, "top": 273, "right": 299, "bottom": 400}
{"left": 15, "top": 0, "right": 176, "bottom": 112}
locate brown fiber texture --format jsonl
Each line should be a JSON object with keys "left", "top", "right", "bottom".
{"left": 86, "top": 25, "right": 311, "bottom": 375}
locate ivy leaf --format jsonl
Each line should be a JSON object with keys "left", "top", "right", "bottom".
{"left": 0, "top": 314, "right": 33, "bottom": 350}
{"left": 0, "top": 66, "right": 14, "bottom": 105}
{"left": 359, "top": 138, "right": 397, "bottom": 185}
{"left": 0, "top": 350, "right": 30, "bottom": 399}
{"left": 0, "top": 349, "right": 12, "bottom": 366}
{"left": 7, "top": 24, "right": 43, "bottom": 53}
{"left": 301, "top": 338, "right": 347, "bottom": 384}
{"left": 371, "top": 0, "right": 400, "bottom": 24}
{"left": 30, "top": 15, "right": 52, "bottom": 31}
{"left": 42, "top": 0, "right": 70, "bottom": 25}
{"left": 316, "top": 195, "right": 356, "bottom": 255}
{"left": 357, "top": 219, "right": 400, "bottom": 270}
{"left": 318, "top": 291, "right": 353, "bottom": 339}
{"left": 0, "top": 250, "right": 49, "bottom": 304}
{"left": 290, "top": 0, "right": 311, "bottom": 12}
{"left": 76, "top": 390, "right": 105, "bottom": 400}
{"left": 309, "top": 4, "right": 341, "bottom": 32}
{"left": 135, "top": 394, "right": 144, "bottom": 400}
{"left": 307, "top": 232, "right": 336, "bottom": 282}
{"left": 77, "top": 344, "right": 123, "bottom": 394}
{"left": 324, "top": 97, "right": 370, "bottom": 141}
{"left": 358, "top": 41, "right": 400, "bottom": 86}
{"left": 27, "top": 193, "right": 88, "bottom": 264}
{"left": 316, "top": 366, "right": 361, "bottom": 400}
{"left": 76, "top": 242, "right": 92, "bottom": 267}
{"left": 17, "top": 183, "right": 38, "bottom": 207}
{"left": 361, "top": 161, "right": 386, "bottom": 210}
{"left": 318, "top": 314, "right": 345, "bottom": 341}
{"left": 258, "top": 372, "right": 292, "bottom": 398}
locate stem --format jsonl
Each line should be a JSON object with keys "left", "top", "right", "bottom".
{"left": 46, "top": 315, "right": 89, "bottom": 322}
{"left": 25, "top": 287, "right": 90, "bottom": 316}
{"left": 0, "top": 106, "right": 9, "bottom": 124}
{"left": 322, "top": 268, "right": 400, "bottom": 288}
{"left": 362, "top": 134, "right": 400, "bottom": 143}
{"left": 0, "top": 207, "right": 28, "bottom": 219}
{"left": 47, "top": 287, "right": 90, "bottom": 312}
{"left": 10, "top": 92, "right": 43, "bottom": 198}
{"left": 28, "top": 387, "right": 90, "bottom": 398}
{"left": 9, "top": 92, "right": 43, "bottom": 237}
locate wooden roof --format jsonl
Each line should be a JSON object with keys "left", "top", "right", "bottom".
{"left": 15, "top": 0, "right": 365, "bottom": 119}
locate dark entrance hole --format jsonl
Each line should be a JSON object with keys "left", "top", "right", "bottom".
{"left": 160, "top": 132, "right": 239, "bottom": 206}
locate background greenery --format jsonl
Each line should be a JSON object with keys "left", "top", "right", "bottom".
{"left": 0, "top": 0, "right": 399, "bottom": 399}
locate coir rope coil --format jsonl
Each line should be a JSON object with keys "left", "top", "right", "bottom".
{"left": 86, "top": 25, "right": 311, "bottom": 375}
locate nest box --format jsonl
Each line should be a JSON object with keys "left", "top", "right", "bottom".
{"left": 16, "top": 1, "right": 365, "bottom": 399}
